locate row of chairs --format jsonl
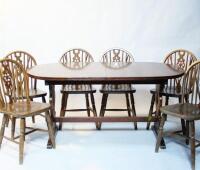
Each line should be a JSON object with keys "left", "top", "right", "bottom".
{"left": 0, "top": 49, "right": 199, "bottom": 170}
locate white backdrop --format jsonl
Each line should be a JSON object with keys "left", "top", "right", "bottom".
{"left": 0, "top": 0, "right": 200, "bottom": 63}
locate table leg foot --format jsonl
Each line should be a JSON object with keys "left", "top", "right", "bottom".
{"left": 151, "top": 125, "right": 166, "bottom": 149}
{"left": 47, "top": 124, "right": 58, "bottom": 149}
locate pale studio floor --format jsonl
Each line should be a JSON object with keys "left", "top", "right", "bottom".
{"left": 0, "top": 86, "right": 200, "bottom": 170}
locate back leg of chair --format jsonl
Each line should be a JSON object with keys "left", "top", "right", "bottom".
{"left": 19, "top": 118, "right": 25, "bottom": 164}
{"left": 179, "top": 96, "right": 186, "bottom": 136}
{"left": 147, "top": 94, "right": 155, "bottom": 130}
{"left": 99, "top": 93, "right": 108, "bottom": 129}
{"left": 125, "top": 93, "right": 131, "bottom": 117}
{"left": 189, "top": 120, "right": 195, "bottom": 170}
{"left": 11, "top": 117, "right": 16, "bottom": 140}
{"left": 0, "top": 114, "right": 8, "bottom": 149}
{"left": 30, "top": 98, "right": 35, "bottom": 123}
{"left": 5, "top": 116, "right": 9, "bottom": 127}
{"left": 59, "top": 93, "right": 68, "bottom": 130}
{"left": 90, "top": 93, "right": 99, "bottom": 129}
{"left": 165, "top": 96, "right": 169, "bottom": 105}
{"left": 42, "top": 96, "right": 46, "bottom": 103}
{"left": 45, "top": 111, "right": 56, "bottom": 148}
{"left": 184, "top": 95, "right": 190, "bottom": 145}
{"left": 155, "top": 113, "right": 167, "bottom": 152}
{"left": 130, "top": 92, "right": 137, "bottom": 130}
{"left": 85, "top": 94, "right": 90, "bottom": 117}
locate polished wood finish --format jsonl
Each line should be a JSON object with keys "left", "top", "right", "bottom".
{"left": 28, "top": 61, "right": 184, "bottom": 148}
{"left": 155, "top": 60, "right": 200, "bottom": 170}
{"left": 99, "top": 49, "right": 137, "bottom": 129}
{"left": 146, "top": 49, "right": 197, "bottom": 130}
{"left": 0, "top": 59, "right": 55, "bottom": 164}
{"left": 5, "top": 51, "right": 47, "bottom": 139}
{"left": 28, "top": 62, "right": 184, "bottom": 83}
{"left": 59, "top": 49, "right": 98, "bottom": 130}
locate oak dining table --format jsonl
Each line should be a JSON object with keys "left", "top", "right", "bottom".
{"left": 28, "top": 62, "right": 184, "bottom": 149}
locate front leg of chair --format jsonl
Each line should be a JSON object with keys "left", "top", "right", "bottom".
{"left": 19, "top": 118, "right": 25, "bottom": 164}
{"left": 45, "top": 111, "right": 56, "bottom": 148}
{"left": 146, "top": 94, "right": 155, "bottom": 130}
{"left": 189, "top": 120, "right": 195, "bottom": 170}
{"left": 155, "top": 114, "right": 166, "bottom": 152}
{"left": 0, "top": 115, "right": 8, "bottom": 149}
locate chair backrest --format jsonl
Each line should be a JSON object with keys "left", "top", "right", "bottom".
{"left": 182, "top": 60, "right": 200, "bottom": 105}
{"left": 163, "top": 49, "right": 197, "bottom": 92}
{"left": 60, "top": 49, "right": 93, "bottom": 69}
{"left": 0, "top": 59, "right": 30, "bottom": 107}
{"left": 101, "top": 48, "right": 134, "bottom": 69}
{"left": 101, "top": 48, "right": 134, "bottom": 63}
{"left": 5, "top": 51, "right": 37, "bottom": 89}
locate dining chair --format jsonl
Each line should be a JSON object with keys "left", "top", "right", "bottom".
{"left": 146, "top": 49, "right": 197, "bottom": 130}
{"left": 0, "top": 59, "right": 55, "bottom": 164}
{"left": 99, "top": 48, "right": 137, "bottom": 129}
{"left": 58, "top": 48, "right": 98, "bottom": 130}
{"left": 155, "top": 60, "right": 200, "bottom": 170}
{"left": 5, "top": 51, "right": 47, "bottom": 139}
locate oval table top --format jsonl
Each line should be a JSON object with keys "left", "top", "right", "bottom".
{"left": 27, "top": 62, "right": 184, "bottom": 84}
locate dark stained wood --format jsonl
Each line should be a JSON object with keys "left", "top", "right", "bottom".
{"left": 58, "top": 49, "right": 98, "bottom": 130}
{"left": 27, "top": 61, "right": 184, "bottom": 148}
{"left": 146, "top": 49, "right": 197, "bottom": 130}
{"left": 53, "top": 116, "right": 159, "bottom": 122}
{"left": 28, "top": 62, "right": 184, "bottom": 84}
{"left": 155, "top": 61, "right": 200, "bottom": 170}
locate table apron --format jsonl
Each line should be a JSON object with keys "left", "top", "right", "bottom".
{"left": 45, "top": 80, "right": 168, "bottom": 85}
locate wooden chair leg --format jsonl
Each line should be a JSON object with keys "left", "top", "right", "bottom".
{"left": 19, "top": 118, "right": 25, "bottom": 164}
{"left": 45, "top": 111, "right": 56, "bottom": 148}
{"left": 146, "top": 94, "right": 155, "bottom": 130}
{"left": 186, "top": 121, "right": 189, "bottom": 145}
{"left": 125, "top": 93, "right": 131, "bottom": 117}
{"left": 30, "top": 98, "right": 35, "bottom": 124}
{"left": 42, "top": 96, "right": 46, "bottom": 103}
{"left": 178, "top": 96, "right": 186, "bottom": 136}
{"left": 85, "top": 94, "right": 90, "bottom": 117}
{"left": 165, "top": 96, "right": 169, "bottom": 105}
{"left": 5, "top": 116, "right": 9, "bottom": 127}
{"left": 11, "top": 117, "right": 16, "bottom": 140}
{"left": 155, "top": 114, "right": 166, "bottom": 152}
{"left": 99, "top": 93, "right": 108, "bottom": 129}
{"left": 90, "top": 93, "right": 99, "bottom": 129}
{"left": 129, "top": 92, "right": 137, "bottom": 130}
{"left": 0, "top": 115, "right": 8, "bottom": 149}
{"left": 59, "top": 93, "right": 68, "bottom": 130}
{"left": 189, "top": 121, "right": 195, "bottom": 170}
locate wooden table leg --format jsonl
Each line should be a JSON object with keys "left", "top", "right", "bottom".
{"left": 151, "top": 83, "right": 166, "bottom": 149}
{"left": 47, "top": 84, "right": 58, "bottom": 149}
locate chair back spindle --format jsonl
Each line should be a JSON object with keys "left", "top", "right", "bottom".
{"left": 5, "top": 51, "right": 37, "bottom": 90}
{"left": 182, "top": 61, "right": 200, "bottom": 105}
{"left": 0, "top": 59, "right": 30, "bottom": 106}
{"left": 164, "top": 49, "right": 197, "bottom": 93}
{"left": 60, "top": 49, "right": 93, "bottom": 69}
